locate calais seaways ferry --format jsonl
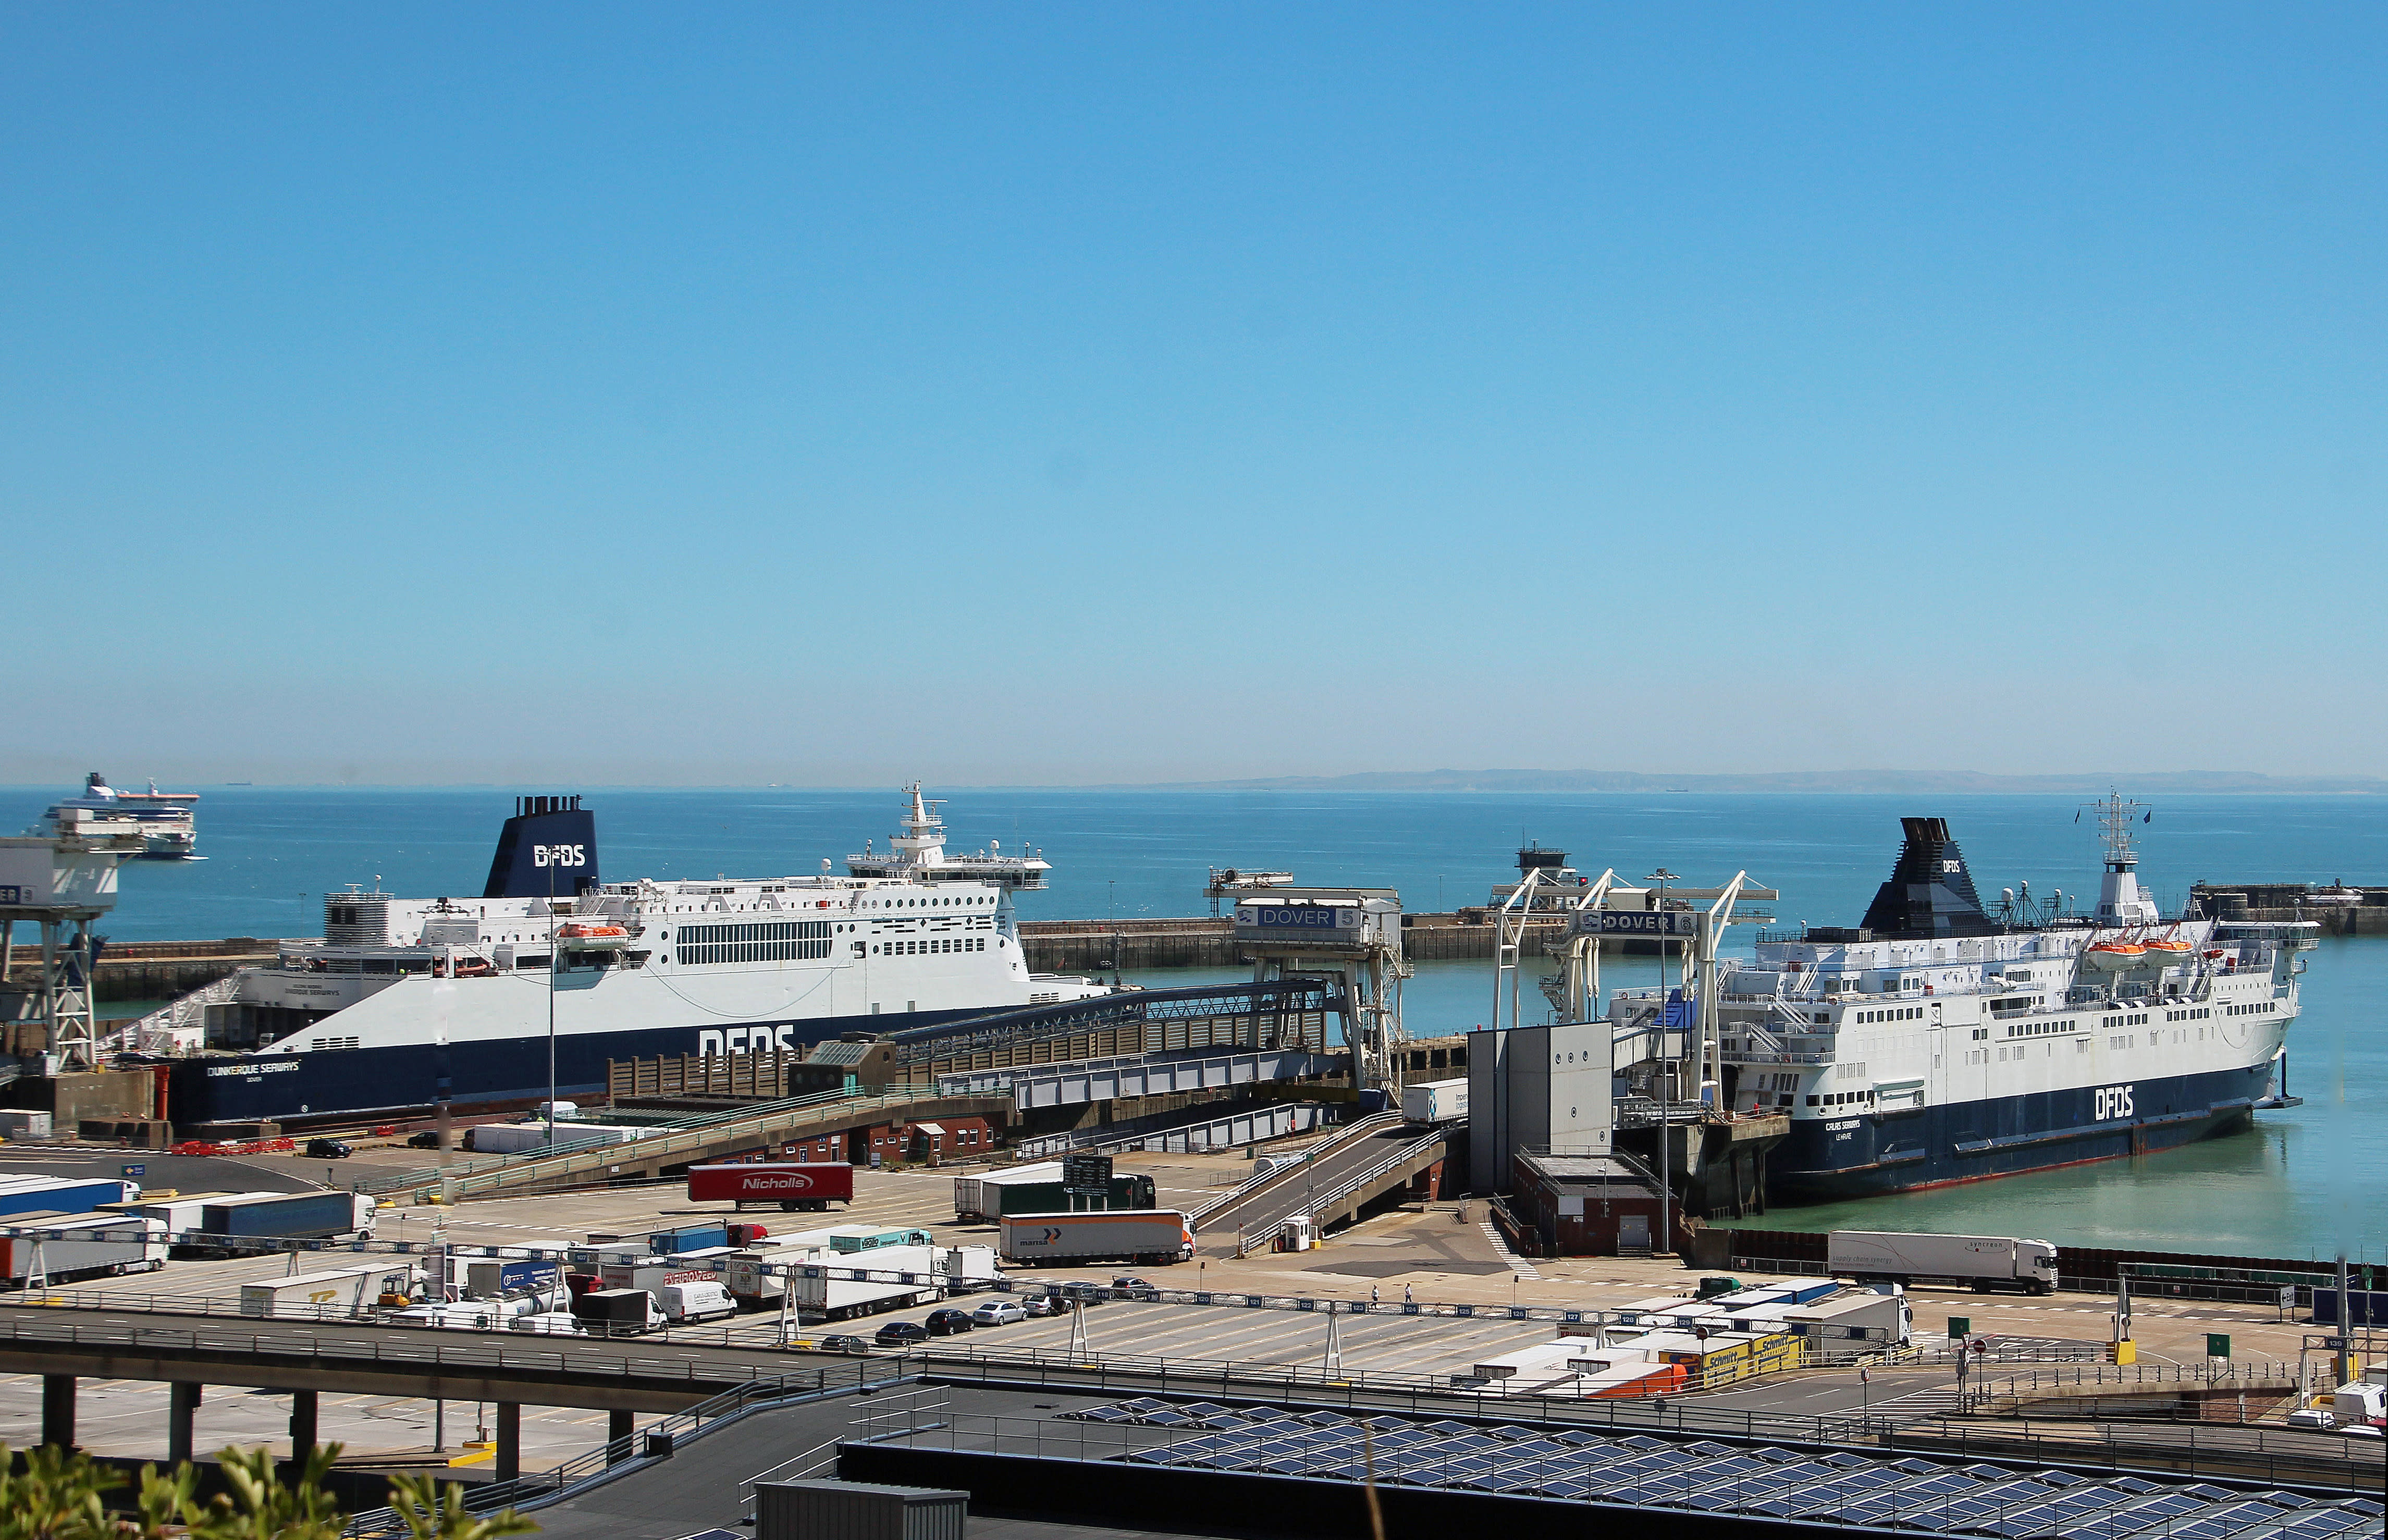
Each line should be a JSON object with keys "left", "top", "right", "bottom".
{"left": 144, "top": 788, "right": 1105, "bottom": 1127}
{"left": 1707, "top": 799, "right": 2309, "bottom": 1198}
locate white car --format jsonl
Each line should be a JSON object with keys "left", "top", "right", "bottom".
{"left": 970, "top": 1300, "right": 1026, "bottom": 1326}
{"left": 2285, "top": 1407, "right": 2337, "bottom": 1431}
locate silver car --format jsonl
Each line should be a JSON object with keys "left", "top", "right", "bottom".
{"left": 970, "top": 1300, "right": 1026, "bottom": 1326}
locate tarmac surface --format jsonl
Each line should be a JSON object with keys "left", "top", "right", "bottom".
{"left": 0, "top": 1141, "right": 2367, "bottom": 1484}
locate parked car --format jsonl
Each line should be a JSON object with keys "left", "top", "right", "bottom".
{"left": 1022, "top": 1294, "right": 1060, "bottom": 1318}
{"left": 970, "top": 1300, "right": 1026, "bottom": 1326}
{"left": 873, "top": 1320, "right": 929, "bottom": 1347}
{"left": 406, "top": 1131, "right": 442, "bottom": 1149}
{"left": 1057, "top": 1282, "right": 1105, "bottom": 1306}
{"left": 1110, "top": 1276, "right": 1158, "bottom": 1299}
{"left": 2286, "top": 1408, "right": 2337, "bottom": 1432}
{"left": 924, "top": 1308, "right": 976, "bottom": 1336}
{"left": 304, "top": 1138, "right": 353, "bottom": 1159}
{"left": 819, "top": 1334, "right": 875, "bottom": 1356}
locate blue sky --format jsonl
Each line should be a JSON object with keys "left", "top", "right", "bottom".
{"left": 3, "top": 5, "right": 2381, "bottom": 785}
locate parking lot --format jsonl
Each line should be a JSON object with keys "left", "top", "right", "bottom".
{"left": 0, "top": 1146, "right": 2347, "bottom": 1472}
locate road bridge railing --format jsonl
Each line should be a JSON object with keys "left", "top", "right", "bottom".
{"left": 340, "top": 1369, "right": 890, "bottom": 1536}
{"left": 1191, "top": 1111, "right": 1404, "bottom": 1223}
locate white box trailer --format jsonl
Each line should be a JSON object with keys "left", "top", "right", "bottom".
{"left": 1782, "top": 1289, "right": 1913, "bottom": 1350}
{"left": 0, "top": 1213, "right": 168, "bottom": 1285}
{"left": 465, "top": 1120, "right": 643, "bottom": 1155}
{"left": 1828, "top": 1230, "right": 2058, "bottom": 1295}
{"left": 241, "top": 1262, "right": 421, "bottom": 1319}
{"left": 790, "top": 1272, "right": 939, "bottom": 1321}
{"left": 998, "top": 1210, "right": 1195, "bottom": 1266}
{"left": 1401, "top": 1078, "right": 1468, "bottom": 1123}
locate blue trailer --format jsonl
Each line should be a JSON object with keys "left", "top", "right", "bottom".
{"left": 0, "top": 1181, "right": 136, "bottom": 1219}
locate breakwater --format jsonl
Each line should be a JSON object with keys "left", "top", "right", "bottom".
{"left": 1014, "top": 913, "right": 1567, "bottom": 971}
{"left": 2192, "top": 882, "right": 2388, "bottom": 935}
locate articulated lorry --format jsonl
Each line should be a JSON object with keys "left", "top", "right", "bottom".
{"left": 998, "top": 1210, "right": 1196, "bottom": 1266}
{"left": 0, "top": 1213, "right": 168, "bottom": 1285}
{"left": 1827, "top": 1230, "right": 2058, "bottom": 1295}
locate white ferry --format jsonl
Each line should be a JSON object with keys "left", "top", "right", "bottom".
{"left": 32, "top": 773, "right": 199, "bottom": 858}
{"left": 1688, "top": 800, "right": 2309, "bottom": 1197}
{"left": 147, "top": 790, "right": 1105, "bottom": 1126}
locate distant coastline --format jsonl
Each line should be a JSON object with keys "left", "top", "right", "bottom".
{"left": 1116, "top": 769, "right": 2388, "bottom": 795}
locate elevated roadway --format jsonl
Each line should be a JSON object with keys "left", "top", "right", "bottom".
{"left": 1195, "top": 1114, "right": 1450, "bottom": 1249}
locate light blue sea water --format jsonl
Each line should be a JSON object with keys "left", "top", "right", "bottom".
{"left": 6, "top": 785, "right": 2379, "bottom": 1262}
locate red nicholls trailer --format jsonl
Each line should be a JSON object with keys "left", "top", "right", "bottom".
{"left": 685, "top": 1163, "right": 855, "bottom": 1211}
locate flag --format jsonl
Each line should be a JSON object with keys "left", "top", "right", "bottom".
{"left": 2073, "top": 810, "right": 2080, "bottom": 822}
{"left": 2144, "top": 811, "right": 2152, "bottom": 823}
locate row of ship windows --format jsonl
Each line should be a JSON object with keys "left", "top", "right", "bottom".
{"left": 2225, "top": 1001, "right": 2277, "bottom": 1015}
{"left": 676, "top": 921, "right": 833, "bottom": 945}
{"left": 1853, "top": 1007, "right": 1923, "bottom": 1025}
{"left": 873, "top": 938, "right": 986, "bottom": 956}
{"left": 675, "top": 940, "right": 833, "bottom": 966}
{"left": 1808, "top": 1090, "right": 1874, "bottom": 1107}
{"left": 2164, "top": 1007, "right": 2213, "bottom": 1022}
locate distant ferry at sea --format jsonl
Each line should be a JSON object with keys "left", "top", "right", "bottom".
{"left": 1687, "top": 798, "right": 2309, "bottom": 1200}
{"left": 31, "top": 772, "right": 200, "bottom": 858}
{"left": 139, "top": 787, "right": 1105, "bottom": 1128}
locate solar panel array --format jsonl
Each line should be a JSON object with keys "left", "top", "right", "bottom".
{"left": 1058, "top": 1400, "right": 2382, "bottom": 1540}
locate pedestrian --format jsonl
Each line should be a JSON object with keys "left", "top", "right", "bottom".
{"left": 1404, "top": 1283, "right": 1413, "bottom": 1305}
{"left": 1371, "top": 1284, "right": 1380, "bottom": 1305}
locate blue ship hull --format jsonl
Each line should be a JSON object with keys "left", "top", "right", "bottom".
{"left": 157, "top": 1008, "right": 974, "bottom": 1128}
{"left": 1768, "top": 1058, "right": 2279, "bottom": 1199}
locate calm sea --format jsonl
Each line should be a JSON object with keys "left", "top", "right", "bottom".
{"left": 7, "top": 785, "right": 2379, "bottom": 1263}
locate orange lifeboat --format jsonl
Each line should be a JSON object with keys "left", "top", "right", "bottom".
{"left": 2082, "top": 941, "right": 2147, "bottom": 970}
{"left": 2139, "top": 939, "right": 2194, "bottom": 967}
{"left": 556, "top": 921, "right": 631, "bottom": 949}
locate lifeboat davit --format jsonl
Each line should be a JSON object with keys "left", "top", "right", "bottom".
{"left": 2082, "top": 941, "right": 2148, "bottom": 970}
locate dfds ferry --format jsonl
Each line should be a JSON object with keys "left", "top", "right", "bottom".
{"left": 1707, "top": 799, "right": 2309, "bottom": 1198}
{"left": 145, "top": 789, "right": 1104, "bottom": 1127}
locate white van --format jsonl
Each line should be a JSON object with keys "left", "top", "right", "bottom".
{"left": 658, "top": 1279, "right": 738, "bottom": 1324}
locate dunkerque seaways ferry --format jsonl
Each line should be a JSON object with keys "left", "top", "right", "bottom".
{"left": 146, "top": 787, "right": 1105, "bottom": 1128}
{"left": 1707, "top": 799, "right": 2309, "bottom": 1198}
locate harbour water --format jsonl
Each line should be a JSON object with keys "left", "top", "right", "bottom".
{"left": 5, "top": 785, "right": 2380, "bottom": 1262}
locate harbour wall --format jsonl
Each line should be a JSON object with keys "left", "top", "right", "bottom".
{"left": 2190, "top": 882, "right": 2388, "bottom": 935}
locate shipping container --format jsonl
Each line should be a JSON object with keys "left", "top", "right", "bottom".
{"left": 1828, "top": 1230, "right": 2058, "bottom": 1294}
{"left": 464, "top": 1259, "right": 562, "bottom": 1300}
{"left": 1400, "top": 1078, "right": 1469, "bottom": 1123}
{"left": 686, "top": 1163, "right": 854, "bottom": 1210}
{"left": 0, "top": 1213, "right": 168, "bottom": 1285}
{"left": 996, "top": 1210, "right": 1195, "bottom": 1266}
{"left": 645, "top": 1223, "right": 732, "bottom": 1255}
{"left": 241, "top": 1262, "right": 420, "bottom": 1318}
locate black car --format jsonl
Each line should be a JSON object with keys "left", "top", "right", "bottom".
{"left": 304, "top": 1138, "right": 353, "bottom": 1159}
{"left": 873, "top": 1320, "right": 930, "bottom": 1347}
{"left": 405, "top": 1131, "right": 442, "bottom": 1149}
{"left": 923, "top": 1308, "right": 975, "bottom": 1336}
{"left": 1056, "top": 1282, "right": 1105, "bottom": 1306}
{"left": 1110, "top": 1276, "right": 1158, "bottom": 1299}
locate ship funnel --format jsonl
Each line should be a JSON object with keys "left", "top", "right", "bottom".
{"left": 483, "top": 794, "right": 601, "bottom": 899}
{"left": 1857, "top": 816, "right": 1997, "bottom": 940}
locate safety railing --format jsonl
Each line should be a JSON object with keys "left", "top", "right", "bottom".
{"left": 341, "top": 1369, "right": 891, "bottom": 1535}
{"left": 1189, "top": 1111, "right": 1405, "bottom": 1222}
